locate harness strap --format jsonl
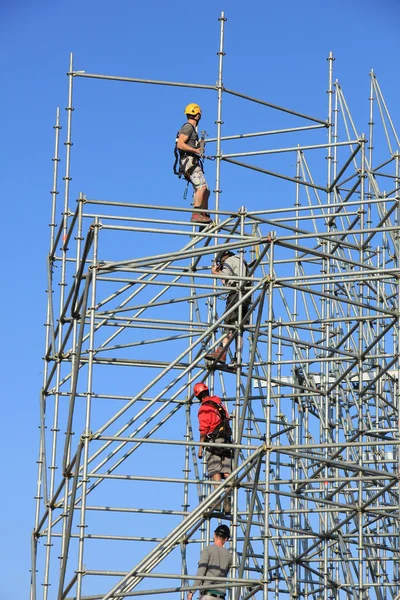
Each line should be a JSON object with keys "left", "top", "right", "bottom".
{"left": 174, "top": 123, "right": 204, "bottom": 179}
{"left": 221, "top": 257, "right": 249, "bottom": 288}
{"left": 202, "top": 400, "right": 231, "bottom": 440}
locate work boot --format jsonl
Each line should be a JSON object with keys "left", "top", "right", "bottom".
{"left": 202, "top": 212, "right": 213, "bottom": 223}
{"left": 191, "top": 212, "right": 212, "bottom": 224}
{"left": 228, "top": 354, "right": 238, "bottom": 369}
{"left": 223, "top": 495, "right": 232, "bottom": 515}
{"left": 204, "top": 501, "right": 221, "bottom": 516}
{"left": 205, "top": 347, "right": 227, "bottom": 364}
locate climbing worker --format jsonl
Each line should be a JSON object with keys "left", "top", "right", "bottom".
{"left": 205, "top": 250, "right": 252, "bottom": 366}
{"left": 175, "top": 103, "right": 212, "bottom": 225}
{"left": 187, "top": 524, "right": 232, "bottom": 600}
{"left": 193, "top": 382, "right": 232, "bottom": 514}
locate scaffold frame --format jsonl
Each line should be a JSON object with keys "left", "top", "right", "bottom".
{"left": 32, "top": 11, "right": 400, "bottom": 600}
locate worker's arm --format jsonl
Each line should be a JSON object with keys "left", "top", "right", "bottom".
{"left": 177, "top": 133, "right": 202, "bottom": 155}
{"left": 211, "top": 263, "right": 228, "bottom": 286}
{"left": 211, "top": 263, "right": 220, "bottom": 276}
{"left": 198, "top": 433, "right": 207, "bottom": 458}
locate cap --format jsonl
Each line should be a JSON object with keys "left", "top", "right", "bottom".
{"left": 216, "top": 250, "right": 235, "bottom": 264}
{"left": 214, "top": 524, "right": 230, "bottom": 539}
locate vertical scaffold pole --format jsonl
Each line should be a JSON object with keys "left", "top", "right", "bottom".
{"left": 75, "top": 218, "right": 100, "bottom": 600}
{"left": 50, "top": 108, "right": 61, "bottom": 249}
{"left": 323, "top": 50, "right": 335, "bottom": 600}
{"left": 231, "top": 206, "right": 246, "bottom": 594}
{"left": 263, "top": 239, "right": 274, "bottom": 598}
{"left": 395, "top": 151, "right": 400, "bottom": 592}
{"left": 367, "top": 71, "right": 375, "bottom": 236}
{"left": 63, "top": 53, "right": 74, "bottom": 238}
{"left": 326, "top": 52, "right": 335, "bottom": 193}
{"left": 59, "top": 192, "right": 85, "bottom": 576}
{"left": 49, "top": 57, "right": 74, "bottom": 594}
{"left": 209, "top": 11, "right": 227, "bottom": 397}
{"left": 181, "top": 252, "right": 198, "bottom": 600}
{"left": 58, "top": 51, "right": 74, "bottom": 470}
{"left": 31, "top": 105, "right": 62, "bottom": 600}
{"left": 292, "top": 149, "right": 301, "bottom": 597}
{"left": 358, "top": 134, "right": 367, "bottom": 599}
{"left": 214, "top": 11, "right": 226, "bottom": 219}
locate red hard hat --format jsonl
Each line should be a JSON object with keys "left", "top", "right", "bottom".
{"left": 193, "top": 382, "right": 209, "bottom": 397}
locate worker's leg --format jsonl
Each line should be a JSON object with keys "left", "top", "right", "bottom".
{"left": 222, "top": 331, "right": 233, "bottom": 350}
{"left": 221, "top": 456, "right": 233, "bottom": 514}
{"left": 207, "top": 448, "right": 232, "bottom": 514}
{"left": 205, "top": 296, "right": 236, "bottom": 364}
{"left": 223, "top": 295, "right": 252, "bottom": 365}
{"left": 206, "top": 452, "right": 225, "bottom": 511}
{"left": 193, "top": 184, "right": 210, "bottom": 210}
{"left": 189, "top": 166, "right": 211, "bottom": 223}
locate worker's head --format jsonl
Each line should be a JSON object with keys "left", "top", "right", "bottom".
{"left": 193, "top": 382, "right": 209, "bottom": 401}
{"left": 185, "top": 103, "right": 202, "bottom": 122}
{"left": 216, "top": 250, "right": 235, "bottom": 268}
{"left": 214, "top": 524, "right": 230, "bottom": 541}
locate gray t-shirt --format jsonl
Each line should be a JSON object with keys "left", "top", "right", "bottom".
{"left": 221, "top": 255, "right": 244, "bottom": 288}
{"left": 179, "top": 122, "right": 199, "bottom": 151}
{"left": 194, "top": 544, "right": 233, "bottom": 593}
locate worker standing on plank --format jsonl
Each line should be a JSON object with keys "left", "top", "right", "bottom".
{"left": 175, "top": 103, "right": 212, "bottom": 224}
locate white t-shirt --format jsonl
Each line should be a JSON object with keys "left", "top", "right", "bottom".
{"left": 221, "top": 255, "right": 247, "bottom": 288}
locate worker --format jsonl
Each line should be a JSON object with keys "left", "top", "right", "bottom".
{"left": 205, "top": 250, "right": 251, "bottom": 366}
{"left": 193, "top": 382, "right": 232, "bottom": 514}
{"left": 187, "top": 524, "right": 232, "bottom": 600}
{"left": 175, "top": 103, "right": 212, "bottom": 225}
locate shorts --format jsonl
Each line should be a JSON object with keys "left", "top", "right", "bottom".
{"left": 224, "top": 292, "right": 252, "bottom": 326}
{"left": 206, "top": 437, "right": 232, "bottom": 477}
{"left": 183, "top": 155, "right": 209, "bottom": 191}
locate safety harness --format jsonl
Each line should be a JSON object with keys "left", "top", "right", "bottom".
{"left": 173, "top": 123, "right": 204, "bottom": 180}
{"left": 203, "top": 400, "right": 232, "bottom": 458}
{"left": 219, "top": 256, "right": 249, "bottom": 287}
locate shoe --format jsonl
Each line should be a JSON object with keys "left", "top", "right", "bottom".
{"left": 190, "top": 212, "right": 212, "bottom": 224}
{"left": 204, "top": 502, "right": 221, "bottom": 516}
{"left": 202, "top": 212, "right": 213, "bottom": 223}
{"left": 228, "top": 354, "right": 238, "bottom": 369}
{"left": 205, "top": 347, "right": 227, "bottom": 364}
{"left": 223, "top": 496, "right": 232, "bottom": 515}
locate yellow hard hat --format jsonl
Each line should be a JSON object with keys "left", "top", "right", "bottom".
{"left": 184, "top": 103, "right": 202, "bottom": 116}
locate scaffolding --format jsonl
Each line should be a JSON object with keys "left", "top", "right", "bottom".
{"left": 32, "top": 12, "right": 400, "bottom": 600}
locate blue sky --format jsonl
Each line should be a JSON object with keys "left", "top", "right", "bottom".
{"left": 1, "top": 0, "right": 399, "bottom": 598}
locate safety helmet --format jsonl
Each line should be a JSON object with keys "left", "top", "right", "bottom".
{"left": 216, "top": 249, "right": 235, "bottom": 265}
{"left": 214, "top": 524, "right": 230, "bottom": 540}
{"left": 193, "top": 382, "right": 209, "bottom": 397}
{"left": 184, "top": 103, "right": 202, "bottom": 116}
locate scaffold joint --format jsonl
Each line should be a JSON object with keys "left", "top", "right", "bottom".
{"left": 90, "top": 221, "right": 103, "bottom": 230}
{"left": 80, "top": 430, "right": 94, "bottom": 442}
